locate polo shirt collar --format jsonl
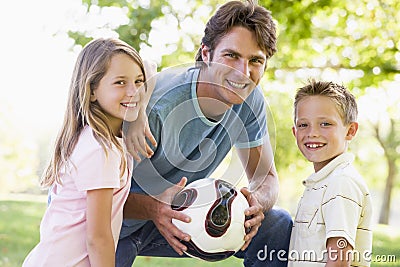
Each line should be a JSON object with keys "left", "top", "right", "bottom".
{"left": 302, "top": 152, "right": 354, "bottom": 187}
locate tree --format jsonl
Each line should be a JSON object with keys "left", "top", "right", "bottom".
{"left": 358, "top": 86, "right": 400, "bottom": 224}
{"left": 375, "top": 113, "right": 399, "bottom": 224}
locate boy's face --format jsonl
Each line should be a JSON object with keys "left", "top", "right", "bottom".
{"left": 292, "top": 95, "right": 358, "bottom": 172}
{"left": 200, "top": 26, "right": 267, "bottom": 106}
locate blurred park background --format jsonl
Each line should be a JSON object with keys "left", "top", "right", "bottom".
{"left": 0, "top": 0, "right": 399, "bottom": 266}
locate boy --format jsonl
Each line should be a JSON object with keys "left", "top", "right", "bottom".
{"left": 289, "top": 80, "right": 372, "bottom": 266}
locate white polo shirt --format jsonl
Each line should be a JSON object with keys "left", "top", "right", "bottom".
{"left": 288, "top": 153, "right": 372, "bottom": 267}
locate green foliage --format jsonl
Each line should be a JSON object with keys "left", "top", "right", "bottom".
{"left": 262, "top": 0, "right": 333, "bottom": 39}
{"left": 71, "top": 0, "right": 400, "bottom": 90}
{"left": 67, "top": 31, "right": 93, "bottom": 48}
{"left": 264, "top": 89, "right": 297, "bottom": 171}
{"left": 71, "top": 1, "right": 221, "bottom": 66}
{"left": 71, "top": 0, "right": 400, "bottom": 88}
{"left": 70, "top": 0, "right": 168, "bottom": 50}
{"left": 118, "top": 0, "right": 167, "bottom": 49}
{"left": 261, "top": 0, "right": 400, "bottom": 90}
{"left": 83, "top": 0, "right": 129, "bottom": 7}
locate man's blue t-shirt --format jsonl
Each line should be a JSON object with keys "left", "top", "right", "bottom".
{"left": 120, "top": 65, "right": 268, "bottom": 238}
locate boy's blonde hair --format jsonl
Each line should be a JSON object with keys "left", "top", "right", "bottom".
{"left": 41, "top": 38, "right": 145, "bottom": 188}
{"left": 293, "top": 79, "right": 358, "bottom": 125}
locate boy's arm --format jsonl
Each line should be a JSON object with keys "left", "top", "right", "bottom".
{"left": 126, "top": 60, "right": 157, "bottom": 161}
{"left": 325, "top": 237, "right": 352, "bottom": 267}
{"left": 86, "top": 188, "right": 115, "bottom": 267}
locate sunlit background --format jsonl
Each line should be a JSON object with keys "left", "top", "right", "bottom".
{"left": 1, "top": 0, "right": 400, "bottom": 266}
{"left": 0, "top": 0, "right": 200, "bottom": 190}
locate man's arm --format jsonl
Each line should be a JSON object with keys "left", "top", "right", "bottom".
{"left": 237, "top": 137, "right": 279, "bottom": 211}
{"left": 123, "top": 191, "right": 158, "bottom": 220}
{"left": 123, "top": 178, "right": 191, "bottom": 255}
{"left": 236, "top": 137, "right": 279, "bottom": 250}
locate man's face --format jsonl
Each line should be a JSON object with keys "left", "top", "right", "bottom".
{"left": 201, "top": 26, "right": 267, "bottom": 106}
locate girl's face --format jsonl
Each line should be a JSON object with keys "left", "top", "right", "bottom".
{"left": 91, "top": 53, "right": 144, "bottom": 134}
{"left": 292, "top": 95, "right": 358, "bottom": 172}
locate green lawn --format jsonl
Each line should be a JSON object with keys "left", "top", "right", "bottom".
{"left": 0, "top": 199, "right": 399, "bottom": 267}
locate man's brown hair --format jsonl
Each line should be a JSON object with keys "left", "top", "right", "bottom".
{"left": 195, "top": 0, "right": 276, "bottom": 65}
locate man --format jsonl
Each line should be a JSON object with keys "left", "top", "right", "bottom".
{"left": 117, "top": 1, "right": 292, "bottom": 266}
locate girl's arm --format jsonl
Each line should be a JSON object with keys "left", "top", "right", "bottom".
{"left": 86, "top": 188, "right": 115, "bottom": 267}
{"left": 325, "top": 237, "right": 352, "bottom": 267}
{"left": 126, "top": 60, "right": 157, "bottom": 161}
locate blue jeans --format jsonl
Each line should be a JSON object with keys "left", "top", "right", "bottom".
{"left": 116, "top": 208, "right": 292, "bottom": 267}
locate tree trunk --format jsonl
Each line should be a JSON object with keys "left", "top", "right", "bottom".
{"left": 378, "top": 158, "right": 397, "bottom": 224}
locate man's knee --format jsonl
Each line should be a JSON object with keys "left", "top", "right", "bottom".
{"left": 116, "top": 237, "right": 137, "bottom": 267}
{"left": 257, "top": 208, "right": 293, "bottom": 248}
{"left": 264, "top": 208, "right": 293, "bottom": 227}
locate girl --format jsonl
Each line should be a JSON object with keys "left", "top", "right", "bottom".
{"left": 23, "top": 38, "right": 150, "bottom": 266}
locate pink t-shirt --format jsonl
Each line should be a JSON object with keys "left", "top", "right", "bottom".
{"left": 23, "top": 126, "right": 132, "bottom": 267}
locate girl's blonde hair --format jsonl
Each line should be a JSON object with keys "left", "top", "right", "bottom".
{"left": 41, "top": 38, "right": 145, "bottom": 188}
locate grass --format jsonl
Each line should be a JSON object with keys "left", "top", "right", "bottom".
{"left": 0, "top": 199, "right": 399, "bottom": 267}
{"left": 369, "top": 224, "right": 400, "bottom": 266}
{"left": 0, "top": 200, "right": 45, "bottom": 267}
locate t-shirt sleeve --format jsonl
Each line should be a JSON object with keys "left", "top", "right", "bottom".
{"left": 322, "top": 175, "right": 364, "bottom": 248}
{"left": 74, "top": 147, "right": 121, "bottom": 192}
{"left": 235, "top": 86, "right": 267, "bottom": 149}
